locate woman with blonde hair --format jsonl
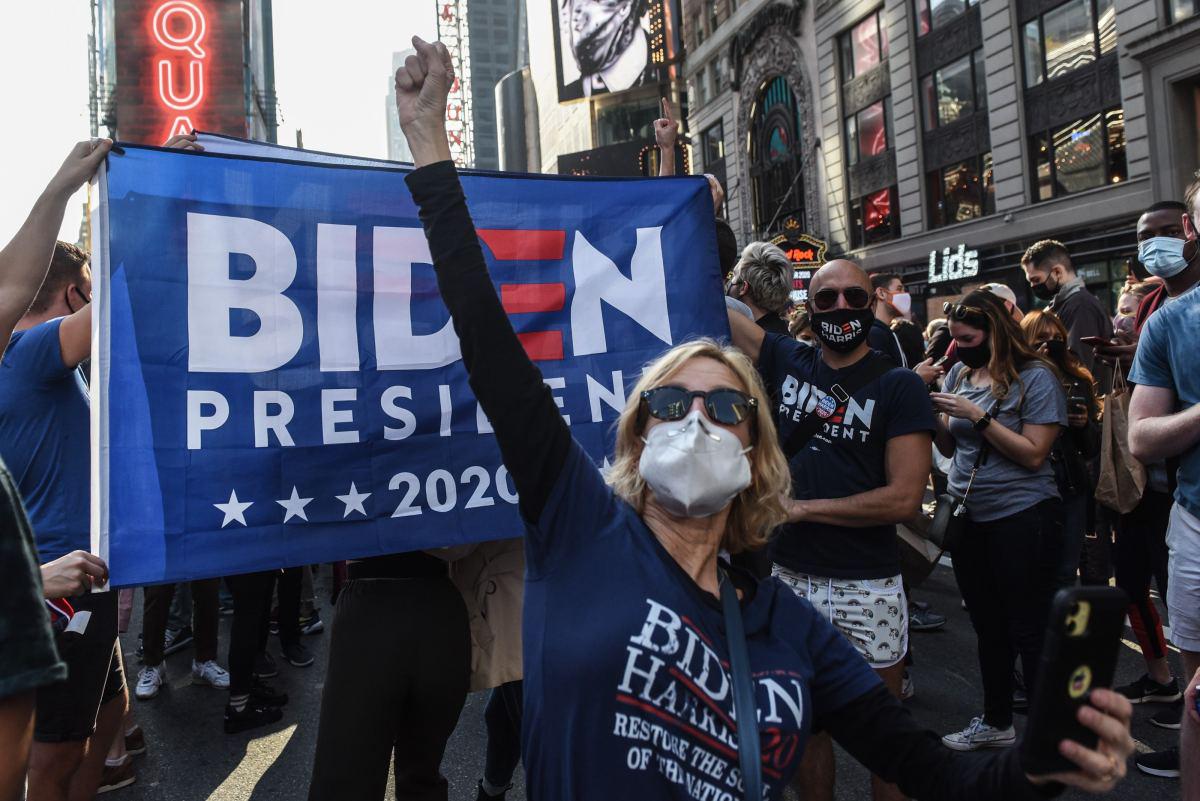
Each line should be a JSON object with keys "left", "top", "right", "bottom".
{"left": 391, "top": 36, "right": 1134, "bottom": 801}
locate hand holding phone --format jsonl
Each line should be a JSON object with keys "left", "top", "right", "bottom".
{"left": 1022, "top": 588, "right": 1135, "bottom": 791}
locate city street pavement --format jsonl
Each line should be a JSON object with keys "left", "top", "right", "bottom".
{"left": 113, "top": 564, "right": 1184, "bottom": 800}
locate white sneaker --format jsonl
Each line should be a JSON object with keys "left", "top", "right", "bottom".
{"left": 941, "top": 716, "right": 1016, "bottom": 751}
{"left": 900, "top": 670, "right": 915, "bottom": 701}
{"left": 134, "top": 665, "right": 163, "bottom": 700}
{"left": 192, "top": 660, "right": 230, "bottom": 689}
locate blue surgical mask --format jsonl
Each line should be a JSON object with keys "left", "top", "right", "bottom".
{"left": 1138, "top": 236, "right": 1190, "bottom": 278}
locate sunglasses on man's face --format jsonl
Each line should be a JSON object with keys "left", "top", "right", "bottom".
{"left": 640, "top": 386, "right": 757, "bottom": 426}
{"left": 810, "top": 286, "right": 872, "bottom": 312}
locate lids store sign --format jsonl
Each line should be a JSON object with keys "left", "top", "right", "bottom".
{"left": 928, "top": 244, "right": 979, "bottom": 284}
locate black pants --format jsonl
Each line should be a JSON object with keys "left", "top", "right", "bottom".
{"left": 308, "top": 577, "right": 470, "bottom": 801}
{"left": 227, "top": 571, "right": 275, "bottom": 696}
{"left": 266, "top": 567, "right": 301, "bottom": 650}
{"left": 142, "top": 579, "right": 220, "bottom": 665}
{"left": 953, "top": 499, "right": 1061, "bottom": 729}
{"left": 1115, "top": 489, "right": 1172, "bottom": 661}
{"left": 484, "top": 681, "right": 523, "bottom": 789}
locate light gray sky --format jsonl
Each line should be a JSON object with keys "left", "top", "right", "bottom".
{"left": 0, "top": 1, "right": 436, "bottom": 245}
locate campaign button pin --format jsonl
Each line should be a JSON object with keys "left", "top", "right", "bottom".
{"left": 816, "top": 395, "right": 837, "bottom": 418}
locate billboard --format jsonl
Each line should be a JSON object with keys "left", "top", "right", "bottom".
{"left": 436, "top": 0, "right": 475, "bottom": 167}
{"left": 552, "top": 0, "right": 682, "bottom": 104}
{"left": 114, "top": 0, "right": 247, "bottom": 144}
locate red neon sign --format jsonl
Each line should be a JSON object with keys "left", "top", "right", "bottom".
{"left": 151, "top": 0, "right": 208, "bottom": 142}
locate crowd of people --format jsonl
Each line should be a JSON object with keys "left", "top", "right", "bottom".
{"left": 1, "top": 34, "right": 1198, "bottom": 801}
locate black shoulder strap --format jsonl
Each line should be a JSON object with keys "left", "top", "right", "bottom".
{"left": 781, "top": 353, "right": 893, "bottom": 460}
{"left": 720, "top": 571, "right": 761, "bottom": 801}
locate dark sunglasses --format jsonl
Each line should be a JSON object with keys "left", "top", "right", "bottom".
{"left": 640, "top": 386, "right": 757, "bottom": 426}
{"left": 811, "top": 286, "right": 872, "bottom": 312}
{"left": 942, "top": 302, "right": 988, "bottom": 324}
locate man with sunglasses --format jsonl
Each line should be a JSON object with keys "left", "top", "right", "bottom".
{"left": 728, "top": 259, "right": 936, "bottom": 801}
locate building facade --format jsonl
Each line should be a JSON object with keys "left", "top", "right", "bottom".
{"left": 386, "top": 50, "right": 416, "bottom": 162}
{"left": 90, "top": 0, "right": 279, "bottom": 145}
{"left": 469, "top": 0, "right": 527, "bottom": 169}
{"left": 521, "top": 0, "right": 688, "bottom": 176}
{"left": 683, "top": 0, "right": 1199, "bottom": 318}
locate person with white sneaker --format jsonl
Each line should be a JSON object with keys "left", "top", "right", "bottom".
{"left": 135, "top": 578, "right": 229, "bottom": 700}
{"left": 932, "top": 290, "right": 1067, "bottom": 752}
{"left": 1128, "top": 182, "right": 1200, "bottom": 781}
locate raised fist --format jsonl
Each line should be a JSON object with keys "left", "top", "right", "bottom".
{"left": 395, "top": 36, "right": 456, "bottom": 137}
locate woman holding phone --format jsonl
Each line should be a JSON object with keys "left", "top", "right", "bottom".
{"left": 1022, "top": 310, "right": 1101, "bottom": 587}
{"left": 931, "top": 291, "right": 1067, "bottom": 752}
{"left": 391, "top": 38, "right": 1134, "bottom": 800}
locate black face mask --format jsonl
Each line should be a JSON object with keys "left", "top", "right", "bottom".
{"left": 809, "top": 308, "right": 874, "bottom": 353}
{"left": 1031, "top": 274, "right": 1058, "bottom": 300}
{"left": 957, "top": 340, "right": 991, "bottom": 369}
{"left": 1044, "top": 339, "right": 1068, "bottom": 364}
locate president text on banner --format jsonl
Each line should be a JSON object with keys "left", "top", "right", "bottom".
{"left": 91, "top": 145, "right": 725, "bottom": 587}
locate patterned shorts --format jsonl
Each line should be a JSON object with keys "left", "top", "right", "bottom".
{"left": 772, "top": 566, "right": 909, "bottom": 669}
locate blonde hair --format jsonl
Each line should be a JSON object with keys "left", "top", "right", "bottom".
{"left": 606, "top": 339, "right": 791, "bottom": 554}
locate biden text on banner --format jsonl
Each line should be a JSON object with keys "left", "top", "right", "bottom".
{"left": 92, "top": 145, "right": 726, "bottom": 586}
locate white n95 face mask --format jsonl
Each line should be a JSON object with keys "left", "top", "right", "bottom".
{"left": 638, "top": 410, "right": 752, "bottom": 518}
{"left": 1138, "top": 236, "right": 1190, "bottom": 279}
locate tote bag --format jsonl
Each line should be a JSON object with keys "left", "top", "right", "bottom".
{"left": 1095, "top": 363, "right": 1145, "bottom": 514}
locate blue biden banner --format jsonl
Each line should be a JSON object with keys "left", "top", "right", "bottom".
{"left": 92, "top": 144, "right": 727, "bottom": 587}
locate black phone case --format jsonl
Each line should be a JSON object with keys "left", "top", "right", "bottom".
{"left": 1021, "top": 586, "right": 1127, "bottom": 775}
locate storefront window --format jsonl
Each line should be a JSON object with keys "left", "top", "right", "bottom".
{"left": 1054, "top": 114, "right": 1105, "bottom": 194}
{"left": 713, "top": 56, "right": 730, "bottom": 93}
{"left": 915, "top": 0, "right": 978, "bottom": 36}
{"left": 937, "top": 57, "right": 975, "bottom": 125}
{"left": 847, "top": 102, "right": 889, "bottom": 164}
{"left": 841, "top": 10, "right": 887, "bottom": 79}
{"left": 1106, "top": 108, "right": 1127, "bottom": 183}
{"left": 1023, "top": 0, "right": 1116, "bottom": 86}
{"left": 1045, "top": 0, "right": 1096, "bottom": 79}
{"left": 974, "top": 50, "right": 988, "bottom": 109}
{"left": 920, "top": 49, "right": 986, "bottom": 130}
{"left": 1029, "top": 107, "right": 1127, "bottom": 200}
{"left": 1096, "top": 0, "right": 1116, "bottom": 53}
{"left": 857, "top": 102, "right": 888, "bottom": 160}
{"left": 927, "top": 152, "right": 994, "bottom": 228}
{"left": 1023, "top": 21, "right": 1044, "bottom": 88}
{"left": 1170, "top": 0, "right": 1200, "bottom": 23}
{"left": 842, "top": 10, "right": 897, "bottom": 248}
{"left": 1033, "top": 132, "right": 1053, "bottom": 200}
{"left": 920, "top": 76, "right": 937, "bottom": 131}
{"left": 701, "top": 121, "right": 725, "bottom": 168}
{"left": 851, "top": 187, "right": 899, "bottom": 247}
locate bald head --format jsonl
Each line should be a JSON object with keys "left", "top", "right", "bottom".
{"left": 809, "top": 259, "right": 871, "bottom": 295}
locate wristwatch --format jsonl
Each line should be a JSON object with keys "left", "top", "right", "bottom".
{"left": 972, "top": 412, "right": 993, "bottom": 432}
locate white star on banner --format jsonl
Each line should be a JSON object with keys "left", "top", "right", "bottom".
{"left": 335, "top": 482, "right": 371, "bottom": 518}
{"left": 276, "top": 487, "right": 313, "bottom": 523}
{"left": 214, "top": 490, "right": 253, "bottom": 528}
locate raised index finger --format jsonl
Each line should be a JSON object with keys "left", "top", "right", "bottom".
{"left": 661, "top": 97, "right": 673, "bottom": 122}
